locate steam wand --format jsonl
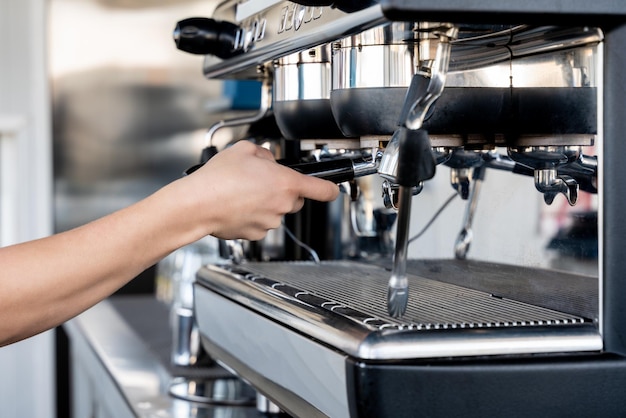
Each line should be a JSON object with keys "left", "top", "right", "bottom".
{"left": 387, "top": 129, "right": 436, "bottom": 317}
{"left": 454, "top": 164, "right": 486, "bottom": 259}
{"left": 383, "top": 24, "right": 458, "bottom": 318}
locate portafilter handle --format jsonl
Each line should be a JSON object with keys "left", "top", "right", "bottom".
{"left": 185, "top": 153, "right": 379, "bottom": 184}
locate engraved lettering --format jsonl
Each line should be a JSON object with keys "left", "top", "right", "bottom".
{"left": 284, "top": 4, "right": 294, "bottom": 31}
{"left": 294, "top": 5, "right": 306, "bottom": 31}
{"left": 312, "top": 6, "right": 323, "bottom": 20}
{"left": 277, "top": 4, "right": 322, "bottom": 34}
{"left": 303, "top": 6, "right": 313, "bottom": 24}
{"left": 243, "top": 25, "right": 254, "bottom": 51}
{"left": 256, "top": 18, "right": 266, "bottom": 41}
{"left": 278, "top": 6, "right": 288, "bottom": 33}
{"left": 234, "top": 28, "right": 244, "bottom": 50}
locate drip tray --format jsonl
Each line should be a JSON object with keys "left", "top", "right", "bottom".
{"left": 195, "top": 260, "right": 602, "bottom": 360}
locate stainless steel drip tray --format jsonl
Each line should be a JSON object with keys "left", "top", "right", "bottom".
{"left": 195, "top": 260, "right": 602, "bottom": 360}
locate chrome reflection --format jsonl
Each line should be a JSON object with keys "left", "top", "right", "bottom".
{"left": 169, "top": 377, "right": 256, "bottom": 406}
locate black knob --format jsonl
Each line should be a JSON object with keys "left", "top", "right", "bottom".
{"left": 396, "top": 127, "right": 436, "bottom": 187}
{"left": 173, "top": 17, "right": 240, "bottom": 59}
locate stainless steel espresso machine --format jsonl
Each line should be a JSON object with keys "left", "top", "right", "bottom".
{"left": 173, "top": 1, "right": 626, "bottom": 417}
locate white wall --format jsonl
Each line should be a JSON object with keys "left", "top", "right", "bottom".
{"left": 407, "top": 163, "right": 549, "bottom": 266}
{"left": 0, "top": 0, "right": 55, "bottom": 417}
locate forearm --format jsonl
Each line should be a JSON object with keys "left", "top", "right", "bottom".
{"left": 0, "top": 181, "right": 200, "bottom": 346}
{"left": 0, "top": 140, "right": 339, "bottom": 346}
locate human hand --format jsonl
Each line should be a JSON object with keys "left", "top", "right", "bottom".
{"left": 180, "top": 140, "right": 340, "bottom": 241}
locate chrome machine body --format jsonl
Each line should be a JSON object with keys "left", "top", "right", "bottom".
{"left": 174, "top": 1, "right": 626, "bottom": 417}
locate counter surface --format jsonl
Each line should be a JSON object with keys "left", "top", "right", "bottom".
{"left": 64, "top": 295, "right": 264, "bottom": 418}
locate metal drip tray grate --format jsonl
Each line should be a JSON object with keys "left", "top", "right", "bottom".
{"left": 196, "top": 260, "right": 601, "bottom": 359}
{"left": 228, "top": 261, "right": 585, "bottom": 329}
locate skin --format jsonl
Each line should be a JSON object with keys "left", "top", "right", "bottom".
{"left": 0, "top": 141, "right": 339, "bottom": 346}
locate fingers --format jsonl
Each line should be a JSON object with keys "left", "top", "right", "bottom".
{"left": 228, "top": 141, "right": 339, "bottom": 203}
{"left": 289, "top": 196, "right": 305, "bottom": 214}
{"left": 184, "top": 140, "right": 342, "bottom": 241}
{"left": 293, "top": 173, "right": 340, "bottom": 202}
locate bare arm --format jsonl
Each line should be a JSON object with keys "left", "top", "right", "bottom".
{"left": 0, "top": 141, "right": 339, "bottom": 346}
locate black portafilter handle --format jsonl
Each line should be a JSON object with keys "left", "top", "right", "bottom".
{"left": 184, "top": 147, "right": 366, "bottom": 184}
{"left": 287, "top": 158, "right": 367, "bottom": 183}
{"left": 183, "top": 145, "right": 218, "bottom": 176}
{"left": 173, "top": 17, "right": 241, "bottom": 59}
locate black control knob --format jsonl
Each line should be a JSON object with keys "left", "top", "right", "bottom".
{"left": 173, "top": 17, "right": 240, "bottom": 59}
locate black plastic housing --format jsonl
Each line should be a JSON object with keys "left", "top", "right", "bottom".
{"left": 330, "top": 87, "right": 598, "bottom": 140}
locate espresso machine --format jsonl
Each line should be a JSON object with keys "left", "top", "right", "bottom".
{"left": 172, "top": 1, "right": 626, "bottom": 416}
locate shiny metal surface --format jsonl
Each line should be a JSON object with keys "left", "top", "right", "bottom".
{"left": 534, "top": 168, "right": 579, "bottom": 206}
{"left": 256, "top": 394, "right": 281, "bottom": 414}
{"left": 193, "top": 252, "right": 606, "bottom": 416}
{"left": 448, "top": 41, "right": 601, "bottom": 89}
{"left": 332, "top": 23, "right": 420, "bottom": 90}
{"left": 196, "top": 261, "right": 602, "bottom": 360}
{"left": 274, "top": 62, "right": 331, "bottom": 100}
{"left": 386, "top": 182, "right": 411, "bottom": 317}
{"left": 272, "top": 43, "right": 347, "bottom": 140}
{"left": 385, "top": 27, "right": 456, "bottom": 317}
{"left": 330, "top": 23, "right": 600, "bottom": 140}
{"left": 204, "top": 2, "right": 387, "bottom": 79}
{"left": 169, "top": 377, "right": 256, "bottom": 405}
{"left": 203, "top": 0, "right": 604, "bottom": 82}
{"left": 196, "top": 287, "right": 350, "bottom": 418}
{"left": 454, "top": 165, "right": 485, "bottom": 259}
{"left": 171, "top": 306, "right": 206, "bottom": 367}
{"left": 508, "top": 145, "right": 584, "bottom": 205}
{"left": 508, "top": 145, "right": 583, "bottom": 169}
{"left": 378, "top": 26, "right": 454, "bottom": 184}
{"left": 377, "top": 132, "right": 401, "bottom": 181}
{"left": 273, "top": 47, "right": 332, "bottom": 102}
{"left": 404, "top": 25, "right": 456, "bottom": 129}
{"left": 331, "top": 24, "right": 601, "bottom": 90}
{"left": 448, "top": 25, "right": 603, "bottom": 74}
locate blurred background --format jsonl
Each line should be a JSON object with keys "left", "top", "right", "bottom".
{"left": 51, "top": 0, "right": 222, "bottom": 237}
{"left": 51, "top": 1, "right": 234, "bottom": 416}
{"left": 2, "top": 0, "right": 228, "bottom": 416}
